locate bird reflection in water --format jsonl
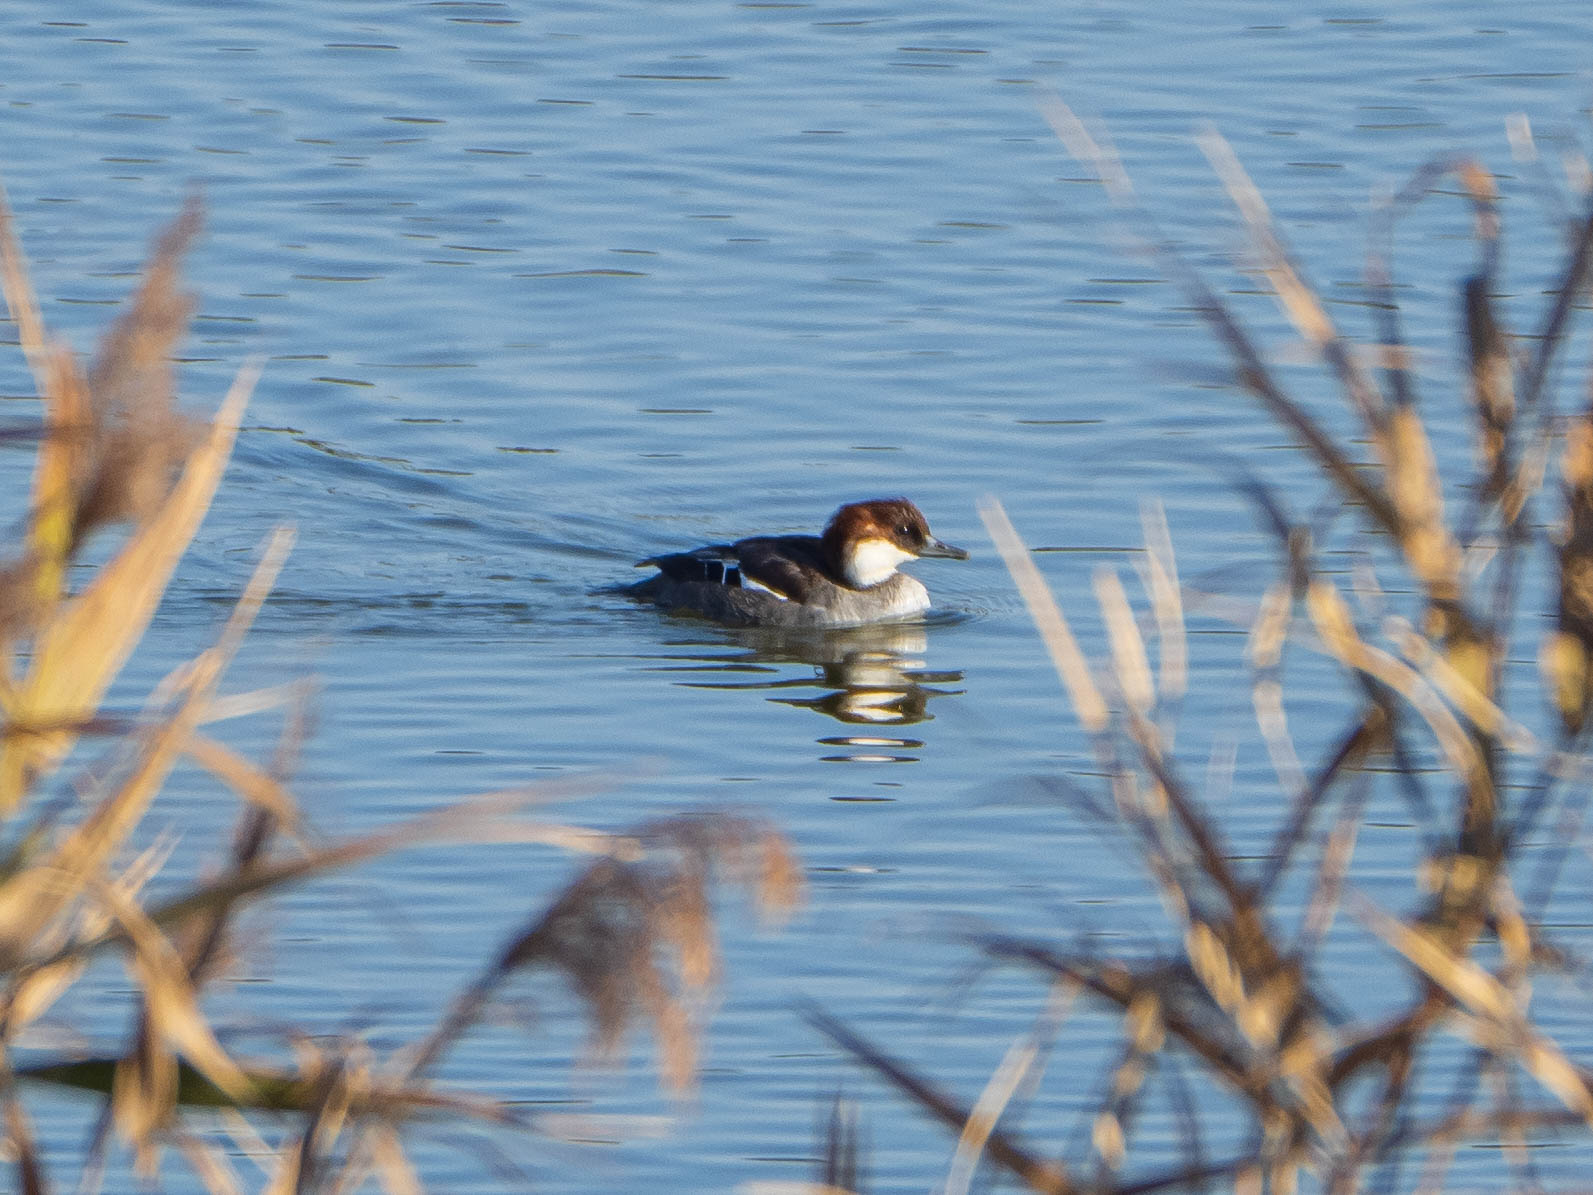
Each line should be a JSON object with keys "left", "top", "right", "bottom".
{"left": 646, "top": 620, "right": 965, "bottom": 748}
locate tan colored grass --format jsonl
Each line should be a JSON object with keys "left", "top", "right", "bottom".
{"left": 813, "top": 114, "right": 1593, "bottom": 1192}
{"left": 0, "top": 197, "right": 802, "bottom": 1189}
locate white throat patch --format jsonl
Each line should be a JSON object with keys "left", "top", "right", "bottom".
{"left": 843, "top": 538, "right": 913, "bottom": 588}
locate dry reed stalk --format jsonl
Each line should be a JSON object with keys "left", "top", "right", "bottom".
{"left": 1545, "top": 391, "right": 1593, "bottom": 737}
{"left": 0, "top": 367, "right": 252, "bottom": 802}
{"left": 824, "top": 1094, "right": 864, "bottom": 1195}
{"left": 1137, "top": 501, "right": 1187, "bottom": 718}
{"left": 1196, "top": 128, "right": 1391, "bottom": 453}
{"left": 814, "top": 112, "right": 1593, "bottom": 1194}
{"left": 805, "top": 1001, "right": 1076, "bottom": 1195}
{"left": 945, "top": 979, "right": 1075, "bottom": 1195}
{"left": 0, "top": 199, "right": 804, "bottom": 1190}
{"left": 979, "top": 497, "right": 1108, "bottom": 734}
{"left": 400, "top": 812, "right": 802, "bottom": 1093}
{"left": 1095, "top": 566, "right": 1155, "bottom": 718}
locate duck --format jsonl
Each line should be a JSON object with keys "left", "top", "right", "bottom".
{"left": 625, "top": 498, "right": 967, "bottom": 628}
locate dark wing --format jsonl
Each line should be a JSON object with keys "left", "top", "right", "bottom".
{"left": 732, "top": 534, "right": 829, "bottom": 603}
{"left": 637, "top": 543, "right": 743, "bottom": 586}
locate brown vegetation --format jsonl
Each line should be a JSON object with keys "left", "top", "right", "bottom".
{"left": 0, "top": 192, "right": 800, "bottom": 1191}
{"left": 809, "top": 113, "right": 1593, "bottom": 1192}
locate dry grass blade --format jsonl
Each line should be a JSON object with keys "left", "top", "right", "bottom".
{"left": 1384, "top": 616, "right": 1530, "bottom": 751}
{"left": 0, "top": 516, "right": 281, "bottom": 956}
{"left": 203, "top": 524, "right": 296, "bottom": 685}
{"left": 945, "top": 980, "right": 1073, "bottom": 1195}
{"left": 3, "top": 201, "right": 208, "bottom": 662}
{"left": 173, "top": 1132, "right": 243, "bottom": 1195}
{"left": 1352, "top": 892, "right": 1593, "bottom": 1122}
{"left": 17, "top": 344, "right": 90, "bottom": 630}
{"left": 1365, "top": 177, "right": 1423, "bottom": 418}
{"left": 184, "top": 734, "right": 304, "bottom": 831}
{"left": 1201, "top": 129, "right": 1478, "bottom": 615}
{"left": 1494, "top": 428, "right": 1551, "bottom": 538}
{"left": 6, "top": 831, "right": 176, "bottom": 1032}
{"left": 1297, "top": 774, "right": 1369, "bottom": 950}
{"left": 974, "top": 935, "right": 1256, "bottom": 1103}
{"left": 30, "top": 774, "right": 636, "bottom": 980}
{"left": 1095, "top": 566, "right": 1155, "bottom": 718}
{"left": 1250, "top": 580, "right": 1306, "bottom": 800}
{"left": 1138, "top": 500, "right": 1187, "bottom": 709}
{"left": 1043, "top": 101, "right": 1405, "bottom": 537}
{"left": 281, "top": 1050, "right": 355, "bottom": 1195}
{"left": 0, "top": 197, "right": 819, "bottom": 1191}
{"left": 0, "top": 366, "right": 256, "bottom": 800}
{"left": 979, "top": 497, "right": 1107, "bottom": 733}
{"left": 115, "top": 1013, "right": 178, "bottom": 1174}
{"left": 1087, "top": 991, "right": 1162, "bottom": 1181}
{"left": 179, "top": 736, "right": 304, "bottom": 992}
{"left": 403, "top": 813, "right": 801, "bottom": 1093}
{"left": 1376, "top": 159, "right": 1504, "bottom": 557}
{"left": 1465, "top": 273, "right": 1514, "bottom": 500}
{"left": 0, "top": 688, "right": 200, "bottom": 961}
{"left": 1197, "top": 278, "right": 1399, "bottom": 535}
{"left": 72, "top": 197, "right": 204, "bottom": 542}
{"left": 803, "top": 1002, "right": 1076, "bottom": 1195}
{"left": 1119, "top": 707, "right": 1252, "bottom": 923}
{"left": 363, "top": 1122, "right": 423, "bottom": 1195}
{"left": 815, "top": 118, "right": 1593, "bottom": 1194}
{"left": 981, "top": 503, "right": 1214, "bottom": 931}
{"left": 0, "top": 182, "right": 48, "bottom": 386}
{"left": 1196, "top": 126, "right": 1389, "bottom": 446}
{"left": 1035, "top": 93, "right": 1133, "bottom": 201}
{"left": 1386, "top": 402, "right": 1465, "bottom": 604}
{"left": 1304, "top": 580, "right": 1480, "bottom": 780}
{"left": 1519, "top": 201, "right": 1593, "bottom": 418}
{"left": 1544, "top": 393, "right": 1593, "bottom": 737}
{"left": 92, "top": 874, "right": 252, "bottom": 1113}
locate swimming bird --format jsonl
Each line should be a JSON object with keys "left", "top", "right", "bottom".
{"left": 626, "top": 497, "right": 967, "bottom": 628}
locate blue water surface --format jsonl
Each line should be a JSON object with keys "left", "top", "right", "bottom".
{"left": 3, "top": 2, "right": 1593, "bottom": 1190}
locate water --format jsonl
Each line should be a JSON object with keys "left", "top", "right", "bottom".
{"left": 4, "top": 2, "right": 1593, "bottom": 1190}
